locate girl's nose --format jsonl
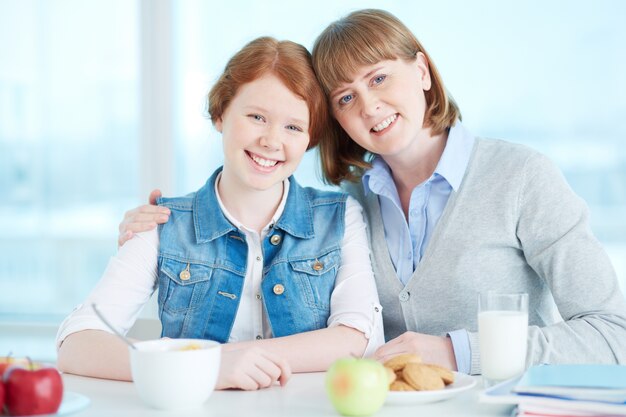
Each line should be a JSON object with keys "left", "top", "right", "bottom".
{"left": 259, "top": 126, "right": 282, "bottom": 150}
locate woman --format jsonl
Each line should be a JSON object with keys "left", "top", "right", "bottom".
{"left": 57, "top": 36, "right": 384, "bottom": 390}
{"left": 118, "top": 10, "right": 626, "bottom": 375}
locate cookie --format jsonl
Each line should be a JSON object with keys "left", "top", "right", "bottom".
{"left": 383, "top": 353, "right": 422, "bottom": 371}
{"left": 402, "top": 363, "right": 445, "bottom": 391}
{"left": 389, "top": 380, "right": 414, "bottom": 391}
{"left": 425, "top": 364, "right": 455, "bottom": 385}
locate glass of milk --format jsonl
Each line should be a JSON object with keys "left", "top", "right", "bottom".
{"left": 478, "top": 292, "right": 528, "bottom": 388}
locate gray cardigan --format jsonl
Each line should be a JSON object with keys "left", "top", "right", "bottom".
{"left": 346, "top": 138, "right": 626, "bottom": 375}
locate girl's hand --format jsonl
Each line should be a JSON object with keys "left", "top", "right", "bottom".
{"left": 118, "top": 189, "right": 169, "bottom": 246}
{"left": 373, "top": 331, "right": 457, "bottom": 371}
{"left": 217, "top": 346, "right": 292, "bottom": 391}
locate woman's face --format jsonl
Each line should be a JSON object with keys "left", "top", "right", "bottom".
{"left": 329, "top": 54, "right": 432, "bottom": 158}
{"left": 215, "top": 74, "right": 310, "bottom": 193}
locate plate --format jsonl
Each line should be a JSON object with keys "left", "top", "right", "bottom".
{"left": 6, "top": 391, "right": 90, "bottom": 417}
{"left": 56, "top": 391, "right": 90, "bottom": 416}
{"left": 385, "top": 371, "right": 476, "bottom": 406}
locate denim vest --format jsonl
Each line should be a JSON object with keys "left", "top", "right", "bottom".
{"left": 156, "top": 168, "right": 347, "bottom": 343}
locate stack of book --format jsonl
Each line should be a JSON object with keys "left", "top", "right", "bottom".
{"left": 480, "top": 365, "right": 626, "bottom": 417}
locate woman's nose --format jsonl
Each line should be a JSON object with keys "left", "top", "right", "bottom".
{"left": 359, "top": 91, "right": 381, "bottom": 118}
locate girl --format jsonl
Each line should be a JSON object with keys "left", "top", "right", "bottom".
{"left": 56, "top": 36, "right": 384, "bottom": 391}
{"left": 119, "top": 10, "right": 626, "bottom": 375}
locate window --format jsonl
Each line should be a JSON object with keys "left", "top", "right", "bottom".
{"left": 1, "top": 1, "right": 624, "bottom": 361}
{"left": 0, "top": 0, "right": 139, "bottom": 321}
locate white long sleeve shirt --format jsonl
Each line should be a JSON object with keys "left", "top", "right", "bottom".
{"left": 57, "top": 178, "right": 384, "bottom": 356}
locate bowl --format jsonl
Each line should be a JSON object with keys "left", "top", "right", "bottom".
{"left": 129, "top": 338, "right": 221, "bottom": 410}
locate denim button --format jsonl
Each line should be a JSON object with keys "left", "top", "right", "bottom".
{"left": 273, "top": 284, "right": 285, "bottom": 295}
{"left": 270, "top": 234, "right": 282, "bottom": 245}
{"left": 179, "top": 263, "right": 191, "bottom": 281}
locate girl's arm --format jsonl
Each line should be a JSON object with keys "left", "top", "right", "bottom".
{"left": 57, "top": 330, "right": 134, "bottom": 380}
{"left": 58, "top": 329, "right": 292, "bottom": 390}
{"left": 224, "top": 325, "right": 367, "bottom": 373}
{"left": 56, "top": 229, "right": 291, "bottom": 390}
{"left": 56, "top": 229, "right": 159, "bottom": 379}
{"left": 227, "top": 197, "right": 383, "bottom": 372}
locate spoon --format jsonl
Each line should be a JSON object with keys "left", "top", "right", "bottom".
{"left": 91, "top": 303, "right": 137, "bottom": 350}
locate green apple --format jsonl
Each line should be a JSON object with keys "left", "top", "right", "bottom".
{"left": 325, "top": 358, "right": 388, "bottom": 416}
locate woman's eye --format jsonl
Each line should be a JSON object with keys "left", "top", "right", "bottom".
{"left": 339, "top": 94, "right": 353, "bottom": 105}
{"left": 372, "top": 75, "right": 386, "bottom": 85}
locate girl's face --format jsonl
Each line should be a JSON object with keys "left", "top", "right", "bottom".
{"left": 329, "top": 54, "right": 432, "bottom": 158}
{"left": 215, "top": 74, "right": 310, "bottom": 193}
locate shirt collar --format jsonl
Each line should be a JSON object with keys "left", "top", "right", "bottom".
{"left": 435, "top": 120, "right": 476, "bottom": 191}
{"left": 215, "top": 171, "right": 290, "bottom": 234}
{"left": 362, "top": 120, "right": 475, "bottom": 194}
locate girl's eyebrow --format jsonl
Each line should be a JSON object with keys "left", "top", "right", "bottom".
{"left": 332, "top": 66, "right": 385, "bottom": 98}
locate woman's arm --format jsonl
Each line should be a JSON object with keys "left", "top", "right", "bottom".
{"left": 502, "top": 153, "right": 626, "bottom": 367}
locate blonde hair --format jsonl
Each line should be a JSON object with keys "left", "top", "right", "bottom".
{"left": 312, "top": 9, "right": 461, "bottom": 184}
{"left": 209, "top": 37, "right": 330, "bottom": 150}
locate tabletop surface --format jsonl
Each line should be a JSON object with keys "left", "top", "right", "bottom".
{"left": 62, "top": 372, "right": 514, "bottom": 417}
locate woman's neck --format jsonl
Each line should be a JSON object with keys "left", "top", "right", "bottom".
{"left": 217, "top": 172, "right": 284, "bottom": 234}
{"left": 383, "top": 127, "right": 448, "bottom": 216}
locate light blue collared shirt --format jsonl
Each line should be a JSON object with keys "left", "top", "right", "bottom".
{"left": 362, "top": 121, "right": 475, "bottom": 373}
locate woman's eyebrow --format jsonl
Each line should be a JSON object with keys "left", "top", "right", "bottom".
{"left": 332, "top": 66, "right": 386, "bottom": 98}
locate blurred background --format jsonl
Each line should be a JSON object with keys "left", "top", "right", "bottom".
{"left": 1, "top": 0, "right": 625, "bottom": 361}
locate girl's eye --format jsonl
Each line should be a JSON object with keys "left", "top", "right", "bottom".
{"left": 372, "top": 75, "right": 386, "bottom": 85}
{"left": 339, "top": 94, "right": 354, "bottom": 105}
{"left": 249, "top": 114, "right": 265, "bottom": 122}
{"left": 286, "top": 125, "right": 303, "bottom": 132}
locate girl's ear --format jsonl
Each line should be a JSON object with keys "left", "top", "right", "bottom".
{"left": 416, "top": 52, "right": 432, "bottom": 91}
{"left": 214, "top": 117, "right": 223, "bottom": 133}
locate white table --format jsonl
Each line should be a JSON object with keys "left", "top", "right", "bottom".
{"left": 62, "top": 372, "right": 514, "bottom": 417}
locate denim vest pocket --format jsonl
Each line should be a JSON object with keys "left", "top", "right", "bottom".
{"left": 159, "top": 257, "right": 213, "bottom": 313}
{"left": 288, "top": 249, "right": 340, "bottom": 310}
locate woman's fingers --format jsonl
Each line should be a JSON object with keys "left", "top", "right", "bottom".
{"left": 117, "top": 204, "right": 170, "bottom": 247}
{"left": 148, "top": 189, "right": 162, "bottom": 205}
{"left": 374, "top": 332, "right": 421, "bottom": 361}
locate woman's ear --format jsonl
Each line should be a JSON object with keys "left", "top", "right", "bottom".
{"left": 416, "top": 52, "right": 432, "bottom": 91}
{"left": 214, "top": 117, "right": 223, "bottom": 133}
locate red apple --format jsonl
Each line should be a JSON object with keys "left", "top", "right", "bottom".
{"left": 0, "top": 357, "right": 32, "bottom": 378}
{"left": 0, "top": 379, "right": 5, "bottom": 414}
{"left": 0, "top": 356, "right": 16, "bottom": 377}
{"left": 4, "top": 362, "right": 63, "bottom": 416}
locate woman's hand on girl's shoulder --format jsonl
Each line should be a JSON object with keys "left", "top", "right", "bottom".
{"left": 217, "top": 346, "right": 292, "bottom": 391}
{"left": 118, "top": 189, "right": 170, "bottom": 247}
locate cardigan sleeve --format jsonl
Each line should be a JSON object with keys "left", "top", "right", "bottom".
{"left": 514, "top": 152, "right": 626, "bottom": 366}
